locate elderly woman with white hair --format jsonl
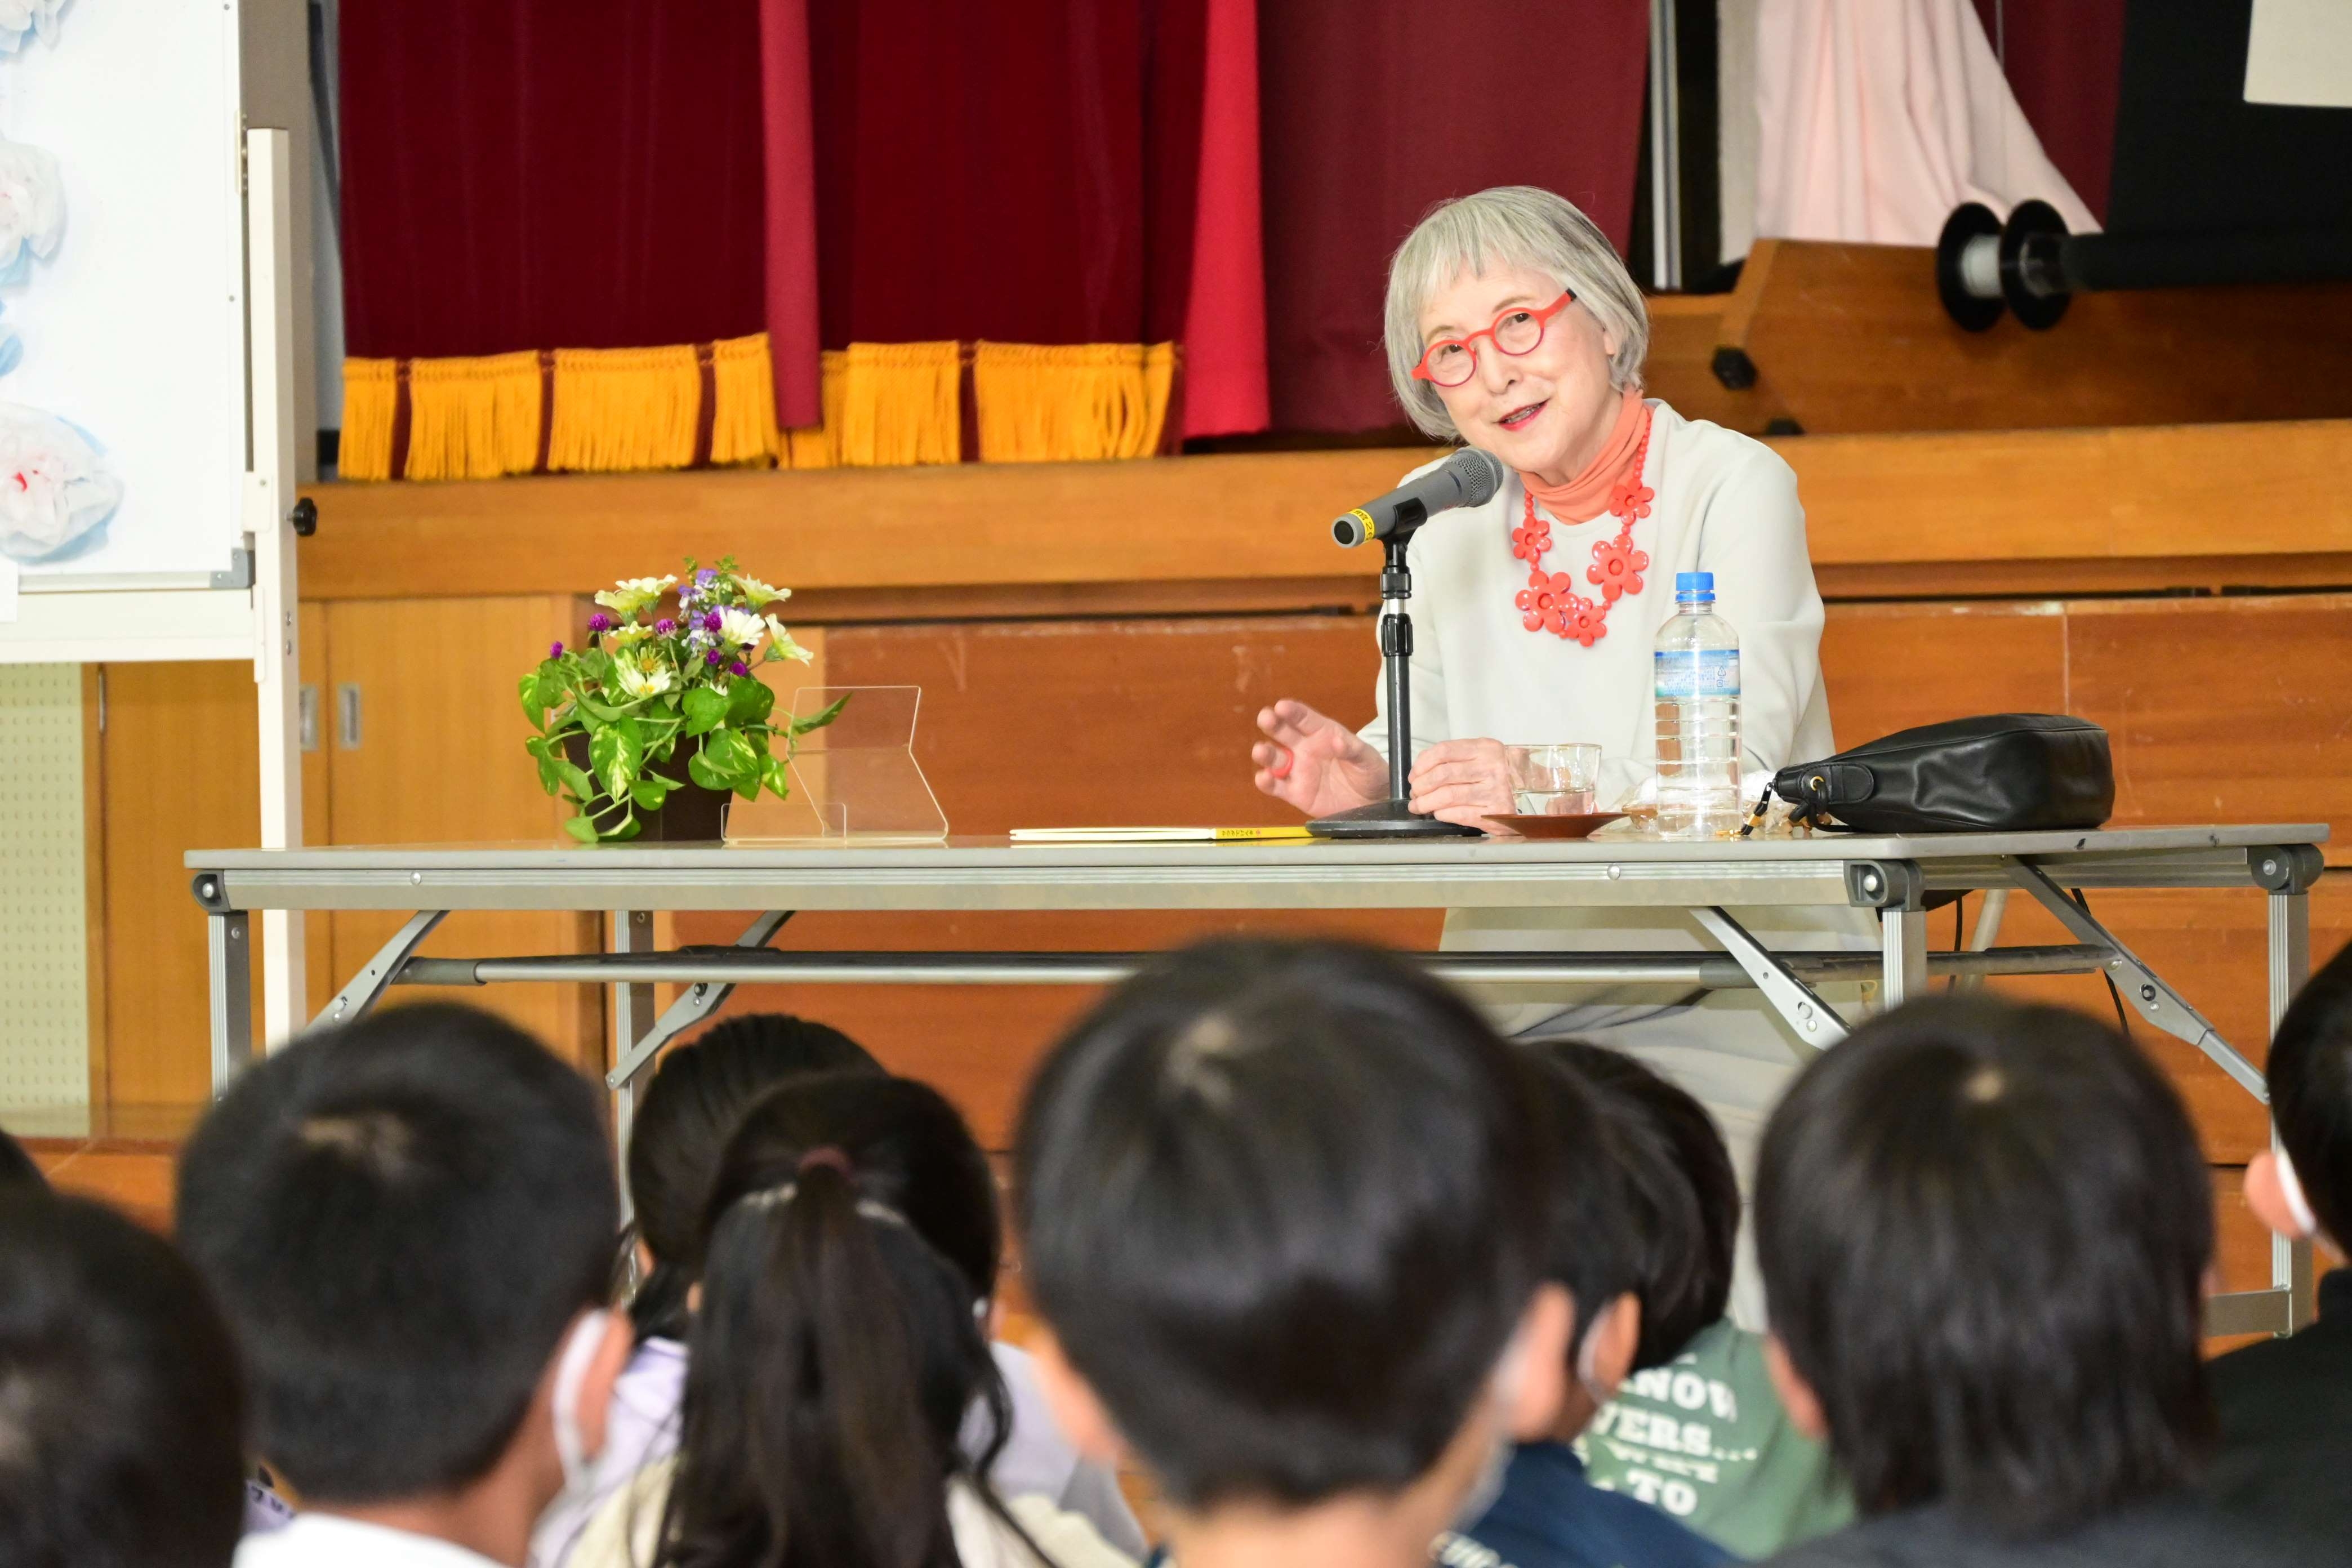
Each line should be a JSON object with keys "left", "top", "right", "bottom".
{"left": 1250, "top": 186, "right": 1866, "bottom": 1317}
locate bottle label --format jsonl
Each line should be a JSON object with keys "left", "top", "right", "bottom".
{"left": 1654, "top": 648, "right": 1740, "bottom": 699}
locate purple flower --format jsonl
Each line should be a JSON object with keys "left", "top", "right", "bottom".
{"left": 654, "top": 618, "right": 676, "bottom": 635}
{"left": 701, "top": 610, "right": 723, "bottom": 632}
{"left": 697, "top": 568, "right": 718, "bottom": 583}
{"left": 587, "top": 612, "right": 613, "bottom": 633}
{"left": 705, "top": 649, "right": 725, "bottom": 667}
{"left": 729, "top": 660, "right": 749, "bottom": 676}
{"left": 549, "top": 641, "right": 565, "bottom": 657}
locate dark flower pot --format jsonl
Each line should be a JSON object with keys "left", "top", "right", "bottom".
{"left": 562, "top": 732, "right": 732, "bottom": 843}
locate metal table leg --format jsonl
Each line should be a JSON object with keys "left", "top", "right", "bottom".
{"left": 208, "top": 911, "right": 253, "bottom": 1098}
{"left": 2267, "top": 861, "right": 2318, "bottom": 1332}
{"left": 1881, "top": 907, "right": 1928, "bottom": 1006}
{"left": 606, "top": 911, "right": 796, "bottom": 1097}
{"left": 1692, "top": 907, "right": 1850, "bottom": 1047}
{"left": 611, "top": 910, "right": 657, "bottom": 1220}
{"left": 2010, "top": 862, "right": 2268, "bottom": 1099}
{"left": 315, "top": 911, "right": 448, "bottom": 1030}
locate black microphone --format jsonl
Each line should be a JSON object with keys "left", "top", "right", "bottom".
{"left": 1332, "top": 448, "right": 1505, "bottom": 547}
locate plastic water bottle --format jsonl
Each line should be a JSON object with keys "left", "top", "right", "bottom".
{"left": 1654, "top": 572, "right": 1743, "bottom": 839}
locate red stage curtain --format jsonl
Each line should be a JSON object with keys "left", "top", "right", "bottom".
{"left": 339, "top": 1, "right": 769, "bottom": 360}
{"left": 758, "top": 0, "right": 822, "bottom": 429}
{"left": 1257, "top": 0, "right": 1651, "bottom": 433}
{"left": 1181, "top": 0, "right": 1271, "bottom": 437}
{"left": 800, "top": 0, "right": 1210, "bottom": 351}
{"left": 1972, "top": 0, "right": 2127, "bottom": 223}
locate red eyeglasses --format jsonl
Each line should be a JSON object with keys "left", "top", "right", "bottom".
{"left": 1411, "top": 292, "right": 1576, "bottom": 387}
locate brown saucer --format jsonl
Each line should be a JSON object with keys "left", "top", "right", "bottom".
{"left": 1490, "top": 812, "right": 1627, "bottom": 840}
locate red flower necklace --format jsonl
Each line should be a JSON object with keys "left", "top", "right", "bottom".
{"left": 1510, "top": 421, "right": 1654, "bottom": 647}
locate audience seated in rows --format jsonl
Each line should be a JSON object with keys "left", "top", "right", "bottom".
{"left": 176, "top": 1004, "right": 633, "bottom": 1568}
{"left": 2208, "top": 938, "right": 2352, "bottom": 1547}
{"left": 537, "top": 1014, "right": 1141, "bottom": 1567}
{"left": 568, "top": 1069, "right": 1134, "bottom": 1568}
{"left": 1750, "top": 998, "right": 2305, "bottom": 1567}
{"left": 0, "top": 1187, "right": 247, "bottom": 1568}
{"left": 1544, "top": 1041, "right": 1852, "bottom": 1558}
{"left": 1014, "top": 939, "right": 1575, "bottom": 1568}
{"left": 8, "top": 937, "right": 2348, "bottom": 1568}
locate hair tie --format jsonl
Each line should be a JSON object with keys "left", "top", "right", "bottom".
{"left": 797, "top": 1146, "right": 855, "bottom": 1180}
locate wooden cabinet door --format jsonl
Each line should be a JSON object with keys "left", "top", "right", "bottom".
{"left": 93, "top": 606, "right": 329, "bottom": 1126}
{"left": 322, "top": 597, "right": 604, "bottom": 1073}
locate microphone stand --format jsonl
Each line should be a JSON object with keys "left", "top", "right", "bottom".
{"left": 1308, "top": 514, "right": 1484, "bottom": 840}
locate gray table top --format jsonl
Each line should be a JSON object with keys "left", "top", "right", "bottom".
{"left": 188, "top": 824, "right": 2325, "bottom": 869}
{"left": 186, "top": 825, "right": 2327, "bottom": 915}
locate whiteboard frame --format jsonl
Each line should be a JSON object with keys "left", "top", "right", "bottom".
{"left": 0, "top": 126, "right": 308, "bottom": 1044}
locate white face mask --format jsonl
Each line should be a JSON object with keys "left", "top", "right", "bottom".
{"left": 2277, "top": 1147, "right": 2322, "bottom": 1239}
{"left": 1449, "top": 1325, "right": 1532, "bottom": 1531}
{"left": 548, "top": 1309, "right": 615, "bottom": 1496}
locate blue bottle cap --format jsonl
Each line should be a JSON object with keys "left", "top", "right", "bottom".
{"left": 1675, "top": 571, "right": 1714, "bottom": 600}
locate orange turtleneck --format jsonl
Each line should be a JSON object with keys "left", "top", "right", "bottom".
{"left": 1518, "top": 386, "right": 1650, "bottom": 522}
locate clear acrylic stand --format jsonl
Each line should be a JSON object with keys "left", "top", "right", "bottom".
{"left": 723, "top": 685, "right": 948, "bottom": 844}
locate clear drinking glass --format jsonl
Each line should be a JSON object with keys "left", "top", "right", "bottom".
{"left": 1507, "top": 743, "right": 1602, "bottom": 816}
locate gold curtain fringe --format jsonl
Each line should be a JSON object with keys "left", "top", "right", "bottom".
{"left": 709, "top": 333, "right": 780, "bottom": 467}
{"left": 547, "top": 345, "right": 701, "bottom": 473}
{"left": 973, "top": 341, "right": 1174, "bottom": 462}
{"left": 338, "top": 334, "right": 1176, "bottom": 480}
{"left": 339, "top": 358, "right": 399, "bottom": 482}
{"left": 406, "top": 351, "right": 544, "bottom": 480}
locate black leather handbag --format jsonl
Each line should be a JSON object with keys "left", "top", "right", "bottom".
{"left": 1768, "top": 713, "right": 2114, "bottom": 834}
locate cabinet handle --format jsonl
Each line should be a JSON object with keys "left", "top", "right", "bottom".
{"left": 297, "top": 684, "right": 320, "bottom": 753}
{"left": 336, "top": 683, "right": 362, "bottom": 750}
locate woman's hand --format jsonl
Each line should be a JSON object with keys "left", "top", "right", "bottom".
{"left": 1407, "top": 738, "right": 1514, "bottom": 829}
{"left": 1252, "top": 700, "right": 1387, "bottom": 817}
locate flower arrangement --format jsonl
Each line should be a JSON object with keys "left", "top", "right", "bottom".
{"left": 520, "top": 557, "right": 841, "bottom": 843}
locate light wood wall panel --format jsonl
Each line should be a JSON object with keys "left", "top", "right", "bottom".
{"left": 98, "top": 661, "right": 262, "bottom": 1111}
{"left": 293, "top": 420, "right": 2352, "bottom": 604}
{"left": 322, "top": 597, "right": 603, "bottom": 1075}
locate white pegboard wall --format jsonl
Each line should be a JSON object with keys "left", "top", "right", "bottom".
{"left": 0, "top": 665, "right": 89, "bottom": 1116}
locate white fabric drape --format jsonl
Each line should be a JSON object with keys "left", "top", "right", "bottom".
{"left": 1753, "top": 0, "right": 2096, "bottom": 244}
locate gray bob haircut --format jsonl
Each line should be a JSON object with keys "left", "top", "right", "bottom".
{"left": 1384, "top": 186, "right": 1650, "bottom": 440}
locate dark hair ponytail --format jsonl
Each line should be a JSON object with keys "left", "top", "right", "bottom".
{"left": 654, "top": 1075, "right": 1037, "bottom": 1568}
{"left": 623, "top": 1014, "right": 885, "bottom": 1343}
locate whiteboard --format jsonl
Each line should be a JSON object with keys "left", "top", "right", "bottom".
{"left": 5, "top": 0, "right": 246, "bottom": 581}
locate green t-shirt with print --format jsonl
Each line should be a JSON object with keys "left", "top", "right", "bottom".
{"left": 1575, "top": 1318, "right": 1854, "bottom": 1560}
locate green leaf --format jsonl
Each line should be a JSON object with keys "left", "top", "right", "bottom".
{"left": 554, "top": 760, "right": 596, "bottom": 799}
{"left": 603, "top": 813, "right": 644, "bottom": 843}
{"left": 532, "top": 753, "right": 562, "bottom": 797}
{"left": 533, "top": 669, "right": 569, "bottom": 712}
{"left": 790, "top": 693, "right": 851, "bottom": 736}
{"left": 687, "top": 746, "right": 727, "bottom": 792}
{"left": 700, "top": 727, "right": 756, "bottom": 784}
{"left": 681, "top": 686, "right": 728, "bottom": 736}
{"left": 590, "top": 725, "right": 643, "bottom": 804}
{"left": 727, "top": 678, "right": 774, "bottom": 726}
{"left": 761, "top": 753, "right": 792, "bottom": 799}
{"left": 630, "top": 776, "right": 673, "bottom": 810}
{"left": 575, "top": 693, "right": 642, "bottom": 725}
{"left": 562, "top": 813, "right": 599, "bottom": 844}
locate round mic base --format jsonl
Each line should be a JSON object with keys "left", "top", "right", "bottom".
{"left": 1306, "top": 800, "right": 1486, "bottom": 840}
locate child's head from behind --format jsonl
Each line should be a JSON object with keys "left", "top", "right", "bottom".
{"left": 2248, "top": 941, "right": 2352, "bottom": 1250}
{"left": 1757, "top": 996, "right": 2212, "bottom": 1535}
{"left": 1531, "top": 1040, "right": 1736, "bottom": 1371}
{"left": 1015, "top": 938, "right": 1570, "bottom": 1519}
{"left": 627, "top": 1013, "right": 884, "bottom": 1337}
{"left": 0, "top": 1190, "right": 246, "bottom": 1568}
{"left": 663, "top": 1072, "right": 1008, "bottom": 1568}
{"left": 175, "top": 1002, "right": 618, "bottom": 1507}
